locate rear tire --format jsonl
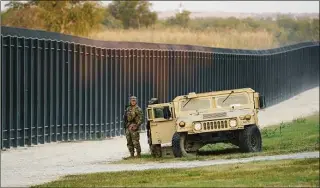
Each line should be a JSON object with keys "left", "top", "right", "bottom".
{"left": 151, "top": 144, "right": 162, "bottom": 158}
{"left": 239, "top": 125, "right": 262, "bottom": 152}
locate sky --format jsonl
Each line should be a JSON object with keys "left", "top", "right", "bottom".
{"left": 1, "top": 1, "right": 319, "bottom": 13}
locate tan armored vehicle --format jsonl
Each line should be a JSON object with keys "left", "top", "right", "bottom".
{"left": 146, "top": 88, "right": 265, "bottom": 158}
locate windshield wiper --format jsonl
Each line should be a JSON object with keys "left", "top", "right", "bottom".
{"left": 182, "top": 98, "right": 192, "bottom": 108}
{"left": 222, "top": 90, "right": 234, "bottom": 103}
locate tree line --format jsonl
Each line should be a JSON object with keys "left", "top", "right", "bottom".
{"left": 1, "top": 0, "right": 319, "bottom": 46}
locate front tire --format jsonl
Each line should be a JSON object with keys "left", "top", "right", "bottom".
{"left": 179, "top": 133, "right": 194, "bottom": 157}
{"left": 239, "top": 125, "right": 262, "bottom": 152}
{"left": 172, "top": 132, "right": 182, "bottom": 157}
{"left": 172, "top": 132, "right": 195, "bottom": 158}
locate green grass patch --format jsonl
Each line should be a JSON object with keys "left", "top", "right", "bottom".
{"left": 114, "top": 113, "right": 319, "bottom": 164}
{"left": 34, "top": 158, "right": 319, "bottom": 187}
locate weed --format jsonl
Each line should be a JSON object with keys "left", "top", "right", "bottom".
{"left": 293, "top": 117, "right": 307, "bottom": 124}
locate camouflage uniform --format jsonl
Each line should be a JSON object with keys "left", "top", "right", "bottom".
{"left": 125, "top": 97, "right": 144, "bottom": 157}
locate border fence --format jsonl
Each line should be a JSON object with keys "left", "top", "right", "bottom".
{"left": 1, "top": 26, "right": 319, "bottom": 149}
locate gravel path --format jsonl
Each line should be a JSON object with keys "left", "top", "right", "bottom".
{"left": 259, "top": 87, "right": 319, "bottom": 128}
{"left": 1, "top": 87, "right": 319, "bottom": 187}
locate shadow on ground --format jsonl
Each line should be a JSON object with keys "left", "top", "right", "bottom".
{"left": 197, "top": 148, "right": 241, "bottom": 156}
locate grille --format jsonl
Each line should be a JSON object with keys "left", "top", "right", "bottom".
{"left": 203, "top": 112, "right": 227, "bottom": 119}
{"left": 201, "top": 119, "right": 229, "bottom": 131}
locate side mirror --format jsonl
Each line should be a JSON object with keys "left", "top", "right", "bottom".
{"left": 259, "top": 96, "right": 265, "bottom": 109}
{"left": 163, "top": 106, "right": 172, "bottom": 119}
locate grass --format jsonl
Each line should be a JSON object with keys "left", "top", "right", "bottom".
{"left": 113, "top": 113, "right": 319, "bottom": 164}
{"left": 33, "top": 114, "right": 319, "bottom": 187}
{"left": 34, "top": 158, "right": 319, "bottom": 187}
{"left": 88, "top": 27, "right": 277, "bottom": 49}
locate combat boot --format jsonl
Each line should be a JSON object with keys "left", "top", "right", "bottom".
{"left": 123, "top": 152, "right": 134, "bottom": 160}
{"left": 136, "top": 152, "right": 141, "bottom": 158}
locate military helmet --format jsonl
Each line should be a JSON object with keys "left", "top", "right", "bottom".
{"left": 130, "top": 96, "right": 137, "bottom": 100}
{"left": 148, "top": 98, "right": 158, "bottom": 105}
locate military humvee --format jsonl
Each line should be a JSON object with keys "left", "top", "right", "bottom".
{"left": 146, "top": 88, "right": 265, "bottom": 158}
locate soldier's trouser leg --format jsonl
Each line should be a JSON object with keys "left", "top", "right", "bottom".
{"left": 125, "top": 129, "right": 134, "bottom": 156}
{"left": 131, "top": 130, "right": 141, "bottom": 155}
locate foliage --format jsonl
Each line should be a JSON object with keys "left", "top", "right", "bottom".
{"left": 165, "top": 10, "right": 191, "bottom": 28}
{"left": 275, "top": 16, "right": 319, "bottom": 45}
{"left": 102, "top": 7, "right": 123, "bottom": 29}
{"left": 2, "top": 1, "right": 104, "bottom": 36}
{"left": 1, "top": 3, "right": 45, "bottom": 30}
{"left": 5, "top": 1, "right": 27, "bottom": 9}
{"left": 179, "top": 16, "right": 319, "bottom": 46}
{"left": 107, "top": 0, "right": 157, "bottom": 29}
{"left": 89, "top": 28, "right": 276, "bottom": 49}
{"left": 1, "top": 0, "right": 319, "bottom": 47}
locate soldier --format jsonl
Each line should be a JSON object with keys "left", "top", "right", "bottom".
{"left": 125, "top": 96, "right": 144, "bottom": 158}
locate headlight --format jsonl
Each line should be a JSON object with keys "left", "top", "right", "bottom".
{"left": 179, "top": 121, "right": 185, "bottom": 127}
{"left": 194, "top": 122, "right": 202, "bottom": 131}
{"left": 230, "top": 120, "right": 237, "bottom": 127}
{"left": 245, "top": 115, "right": 251, "bottom": 120}
{"left": 240, "top": 115, "right": 251, "bottom": 120}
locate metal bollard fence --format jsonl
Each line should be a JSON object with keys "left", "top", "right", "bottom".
{"left": 1, "top": 26, "right": 319, "bottom": 149}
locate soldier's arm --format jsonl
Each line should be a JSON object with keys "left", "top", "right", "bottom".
{"left": 126, "top": 107, "right": 134, "bottom": 122}
{"left": 136, "top": 107, "right": 144, "bottom": 127}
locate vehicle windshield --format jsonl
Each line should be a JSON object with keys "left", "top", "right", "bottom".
{"left": 180, "top": 98, "right": 211, "bottom": 111}
{"left": 216, "top": 93, "right": 249, "bottom": 108}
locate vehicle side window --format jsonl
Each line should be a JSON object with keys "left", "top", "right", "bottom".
{"left": 153, "top": 108, "right": 164, "bottom": 118}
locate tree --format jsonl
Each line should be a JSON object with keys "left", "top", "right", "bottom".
{"left": 108, "top": 0, "right": 157, "bottom": 29}
{"left": 166, "top": 10, "right": 191, "bottom": 28}
{"left": 310, "top": 18, "right": 319, "bottom": 41}
{"left": 2, "top": 1, "right": 45, "bottom": 30}
{"left": 5, "top": 1, "right": 26, "bottom": 9}
{"left": 102, "top": 7, "right": 123, "bottom": 29}
{"left": 2, "top": 1, "right": 104, "bottom": 36}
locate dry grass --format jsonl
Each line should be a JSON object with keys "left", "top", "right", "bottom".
{"left": 88, "top": 28, "right": 277, "bottom": 50}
